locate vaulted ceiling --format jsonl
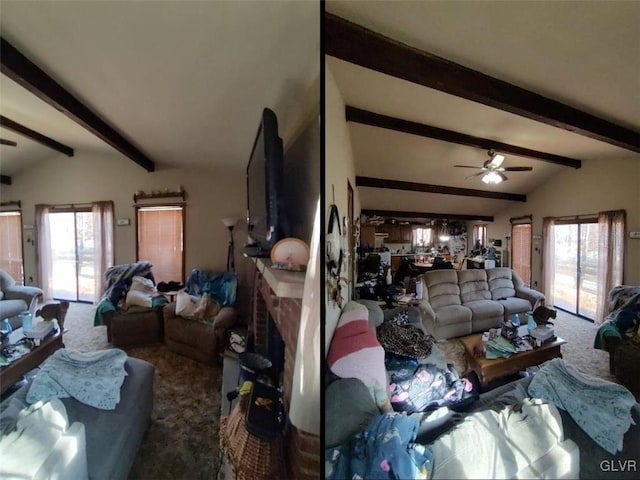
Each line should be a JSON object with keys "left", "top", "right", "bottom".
{"left": 0, "top": 2, "right": 319, "bottom": 184}
{"left": 326, "top": 1, "right": 640, "bottom": 221}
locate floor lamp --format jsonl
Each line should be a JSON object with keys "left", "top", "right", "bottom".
{"left": 222, "top": 218, "right": 236, "bottom": 273}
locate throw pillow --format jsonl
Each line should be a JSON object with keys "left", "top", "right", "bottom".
{"left": 327, "top": 301, "right": 391, "bottom": 413}
{"left": 175, "top": 290, "right": 200, "bottom": 317}
{"left": 355, "top": 299, "right": 385, "bottom": 328}
{"left": 129, "top": 275, "right": 156, "bottom": 294}
{"left": 325, "top": 377, "right": 378, "bottom": 448}
{"left": 125, "top": 289, "right": 152, "bottom": 308}
{"left": 193, "top": 292, "right": 221, "bottom": 321}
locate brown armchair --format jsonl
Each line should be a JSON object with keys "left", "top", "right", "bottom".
{"left": 163, "top": 302, "right": 237, "bottom": 365}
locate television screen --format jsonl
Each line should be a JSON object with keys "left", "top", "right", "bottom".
{"left": 246, "top": 108, "right": 285, "bottom": 255}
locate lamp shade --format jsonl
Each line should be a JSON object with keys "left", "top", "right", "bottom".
{"left": 221, "top": 217, "right": 237, "bottom": 228}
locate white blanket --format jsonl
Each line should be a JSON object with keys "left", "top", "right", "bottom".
{"left": 429, "top": 398, "right": 579, "bottom": 479}
{"left": 27, "top": 348, "right": 128, "bottom": 410}
{"left": 0, "top": 398, "right": 88, "bottom": 480}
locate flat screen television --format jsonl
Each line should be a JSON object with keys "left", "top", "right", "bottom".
{"left": 245, "top": 108, "right": 287, "bottom": 257}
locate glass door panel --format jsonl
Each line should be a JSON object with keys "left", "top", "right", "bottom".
{"left": 76, "top": 212, "right": 95, "bottom": 302}
{"left": 50, "top": 212, "right": 77, "bottom": 301}
{"left": 578, "top": 223, "right": 599, "bottom": 319}
{"left": 49, "top": 211, "right": 95, "bottom": 302}
{"left": 552, "top": 224, "right": 578, "bottom": 312}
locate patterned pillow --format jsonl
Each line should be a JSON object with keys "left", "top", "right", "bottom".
{"left": 327, "top": 301, "right": 391, "bottom": 412}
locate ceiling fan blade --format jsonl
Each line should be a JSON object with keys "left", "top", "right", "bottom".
{"left": 454, "top": 165, "right": 483, "bottom": 169}
{"left": 489, "top": 153, "right": 505, "bottom": 168}
{"left": 465, "top": 171, "right": 485, "bottom": 180}
{"left": 0, "top": 138, "right": 17, "bottom": 147}
{"left": 497, "top": 172, "right": 508, "bottom": 182}
{"left": 502, "top": 166, "right": 533, "bottom": 172}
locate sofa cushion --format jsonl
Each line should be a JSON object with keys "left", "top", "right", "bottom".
{"left": 464, "top": 299, "right": 504, "bottom": 320}
{"left": 434, "top": 305, "right": 472, "bottom": 325}
{"left": 486, "top": 268, "right": 517, "bottom": 299}
{"left": 498, "top": 297, "right": 533, "bottom": 316}
{"left": 424, "top": 270, "right": 461, "bottom": 308}
{"left": 327, "top": 301, "right": 390, "bottom": 412}
{"left": 458, "top": 270, "right": 491, "bottom": 303}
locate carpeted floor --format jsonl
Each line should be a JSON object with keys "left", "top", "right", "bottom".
{"left": 62, "top": 302, "right": 222, "bottom": 480}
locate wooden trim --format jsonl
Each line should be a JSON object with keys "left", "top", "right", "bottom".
{"left": 362, "top": 209, "right": 493, "bottom": 222}
{"left": 0, "top": 201, "right": 21, "bottom": 208}
{"left": 356, "top": 176, "right": 527, "bottom": 202}
{"left": 0, "top": 138, "right": 17, "bottom": 146}
{"left": 0, "top": 37, "right": 155, "bottom": 171}
{"left": 510, "top": 214, "right": 533, "bottom": 224}
{"left": 0, "top": 116, "right": 74, "bottom": 157}
{"left": 326, "top": 13, "right": 640, "bottom": 153}
{"left": 346, "top": 107, "right": 582, "bottom": 168}
{"left": 0, "top": 175, "right": 11, "bottom": 185}
{"left": 133, "top": 189, "right": 186, "bottom": 203}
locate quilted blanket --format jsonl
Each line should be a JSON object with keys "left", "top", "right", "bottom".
{"left": 27, "top": 348, "right": 128, "bottom": 410}
{"left": 528, "top": 358, "right": 636, "bottom": 454}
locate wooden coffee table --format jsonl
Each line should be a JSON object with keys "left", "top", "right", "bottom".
{"left": 460, "top": 333, "right": 566, "bottom": 389}
{"left": 0, "top": 327, "right": 63, "bottom": 394}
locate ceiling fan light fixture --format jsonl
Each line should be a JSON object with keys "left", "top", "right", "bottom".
{"left": 482, "top": 171, "right": 503, "bottom": 184}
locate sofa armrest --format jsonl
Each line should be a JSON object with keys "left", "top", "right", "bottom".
{"left": 417, "top": 300, "right": 437, "bottom": 334}
{"left": 515, "top": 286, "right": 545, "bottom": 310}
{"left": 4, "top": 285, "right": 44, "bottom": 305}
{"left": 212, "top": 307, "right": 237, "bottom": 338}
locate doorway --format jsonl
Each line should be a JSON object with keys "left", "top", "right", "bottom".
{"left": 551, "top": 221, "right": 599, "bottom": 320}
{"left": 49, "top": 210, "right": 96, "bottom": 302}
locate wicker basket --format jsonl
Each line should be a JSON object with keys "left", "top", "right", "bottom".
{"left": 220, "top": 394, "right": 286, "bottom": 479}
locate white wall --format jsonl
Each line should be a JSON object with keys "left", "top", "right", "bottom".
{"left": 490, "top": 156, "right": 640, "bottom": 288}
{"left": 324, "top": 63, "right": 360, "bottom": 354}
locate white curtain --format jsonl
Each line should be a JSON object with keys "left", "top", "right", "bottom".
{"left": 541, "top": 217, "right": 556, "bottom": 306}
{"left": 595, "top": 210, "right": 625, "bottom": 324}
{"left": 92, "top": 201, "right": 115, "bottom": 303}
{"left": 35, "top": 205, "right": 53, "bottom": 300}
{"left": 289, "top": 198, "right": 320, "bottom": 435}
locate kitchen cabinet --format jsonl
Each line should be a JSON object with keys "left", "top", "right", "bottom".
{"left": 361, "top": 225, "right": 376, "bottom": 247}
{"left": 401, "top": 226, "right": 413, "bottom": 243}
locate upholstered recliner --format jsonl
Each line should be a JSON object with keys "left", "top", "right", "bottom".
{"left": 163, "top": 303, "right": 237, "bottom": 365}
{"left": 0, "top": 270, "right": 44, "bottom": 329}
{"left": 163, "top": 269, "right": 238, "bottom": 365}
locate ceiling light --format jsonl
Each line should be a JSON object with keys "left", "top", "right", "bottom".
{"left": 482, "top": 171, "right": 503, "bottom": 184}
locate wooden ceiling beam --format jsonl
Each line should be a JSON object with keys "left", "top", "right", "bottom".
{"left": 356, "top": 176, "right": 527, "bottom": 202}
{"left": 0, "top": 37, "right": 155, "bottom": 172}
{"left": 347, "top": 106, "right": 582, "bottom": 168}
{"left": 362, "top": 209, "right": 494, "bottom": 222}
{"left": 1, "top": 175, "right": 12, "bottom": 185}
{"left": 326, "top": 13, "right": 640, "bottom": 153}
{"left": 0, "top": 115, "right": 74, "bottom": 156}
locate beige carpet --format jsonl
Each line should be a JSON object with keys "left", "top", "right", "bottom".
{"left": 62, "top": 302, "right": 222, "bottom": 480}
{"left": 437, "top": 309, "right": 617, "bottom": 384}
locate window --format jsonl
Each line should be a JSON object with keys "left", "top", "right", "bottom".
{"left": 137, "top": 206, "right": 184, "bottom": 283}
{"left": 414, "top": 227, "right": 432, "bottom": 247}
{"left": 511, "top": 223, "right": 532, "bottom": 286}
{"left": 473, "top": 224, "right": 487, "bottom": 247}
{"left": 0, "top": 211, "right": 24, "bottom": 282}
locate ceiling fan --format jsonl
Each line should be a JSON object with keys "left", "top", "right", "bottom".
{"left": 0, "top": 139, "right": 18, "bottom": 147}
{"left": 454, "top": 150, "right": 533, "bottom": 184}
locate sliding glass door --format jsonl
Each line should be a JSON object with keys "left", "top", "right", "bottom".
{"left": 49, "top": 211, "right": 95, "bottom": 302}
{"left": 552, "top": 221, "right": 599, "bottom": 319}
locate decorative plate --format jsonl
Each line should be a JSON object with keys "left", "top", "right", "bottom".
{"left": 270, "top": 237, "right": 310, "bottom": 267}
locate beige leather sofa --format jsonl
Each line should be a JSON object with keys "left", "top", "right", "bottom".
{"left": 418, "top": 267, "right": 544, "bottom": 340}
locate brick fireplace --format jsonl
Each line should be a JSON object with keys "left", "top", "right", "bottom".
{"left": 251, "top": 259, "right": 320, "bottom": 479}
